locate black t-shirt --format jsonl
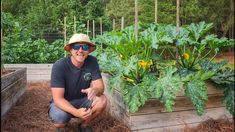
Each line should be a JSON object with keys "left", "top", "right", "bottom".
{"left": 50, "top": 55, "right": 102, "bottom": 101}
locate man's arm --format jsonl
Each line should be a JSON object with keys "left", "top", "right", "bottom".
{"left": 90, "top": 78, "right": 104, "bottom": 96}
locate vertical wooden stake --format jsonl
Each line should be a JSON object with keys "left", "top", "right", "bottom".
{"left": 176, "top": 0, "right": 180, "bottom": 32}
{"left": 64, "top": 17, "right": 67, "bottom": 57}
{"left": 155, "top": 0, "right": 158, "bottom": 23}
{"left": 113, "top": 19, "right": 115, "bottom": 31}
{"left": 74, "top": 16, "right": 76, "bottom": 34}
{"left": 100, "top": 18, "right": 103, "bottom": 50}
{"left": 93, "top": 20, "right": 95, "bottom": 39}
{"left": 121, "top": 17, "right": 124, "bottom": 31}
{"left": 100, "top": 18, "right": 103, "bottom": 35}
{"left": 176, "top": 0, "right": 180, "bottom": 64}
{"left": 230, "top": 0, "right": 234, "bottom": 39}
{"left": 134, "top": 0, "right": 138, "bottom": 41}
{"left": 87, "top": 20, "right": 89, "bottom": 36}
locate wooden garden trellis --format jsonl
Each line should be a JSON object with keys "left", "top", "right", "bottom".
{"left": 155, "top": 0, "right": 158, "bottom": 23}
{"left": 176, "top": 0, "right": 180, "bottom": 64}
{"left": 62, "top": 0, "right": 183, "bottom": 59}
{"left": 134, "top": 0, "right": 138, "bottom": 41}
{"left": 64, "top": 17, "right": 66, "bottom": 57}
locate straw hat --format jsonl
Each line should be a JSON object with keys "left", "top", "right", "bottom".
{"left": 64, "top": 33, "right": 96, "bottom": 52}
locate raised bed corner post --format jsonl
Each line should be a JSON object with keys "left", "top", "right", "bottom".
{"left": 176, "top": 0, "right": 180, "bottom": 65}
{"left": 64, "top": 16, "right": 67, "bottom": 57}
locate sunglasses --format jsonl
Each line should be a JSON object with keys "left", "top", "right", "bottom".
{"left": 71, "top": 44, "right": 90, "bottom": 51}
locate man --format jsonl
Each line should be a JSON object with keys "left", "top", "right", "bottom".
{"left": 48, "top": 33, "right": 107, "bottom": 132}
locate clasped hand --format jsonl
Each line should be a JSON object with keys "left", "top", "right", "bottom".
{"left": 74, "top": 87, "right": 97, "bottom": 120}
{"left": 74, "top": 108, "right": 92, "bottom": 120}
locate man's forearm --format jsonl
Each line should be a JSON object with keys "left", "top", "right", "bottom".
{"left": 92, "top": 87, "right": 104, "bottom": 96}
{"left": 54, "top": 98, "right": 77, "bottom": 115}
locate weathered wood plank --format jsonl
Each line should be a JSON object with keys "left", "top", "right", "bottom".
{"left": 134, "top": 123, "right": 200, "bottom": 132}
{"left": 1, "top": 76, "right": 27, "bottom": 117}
{"left": 1, "top": 87, "right": 26, "bottom": 117}
{"left": 132, "top": 94, "right": 224, "bottom": 115}
{"left": 175, "top": 82, "right": 223, "bottom": 97}
{"left": 1, "top": 76, "right": 26, "bottom": 102}
{"left": 27, "top": 69, "right": 51, "bottom": 75}
{"left": 103, "top": 73, "right": 130, "bottom": 125}
{"left": 5, "top": 64, "right": 53, "bottom": 68}
{"left": 1, "top": 68, "right": 26, "bottom": 91}
{"left": 27, "top": 74, "right": 51, "bottom": 79}
{"left": 5, "top": 64, "right": 52, "bottom": 81}
{"left": 130, "top": 107, "right": 232, "bottom": 131}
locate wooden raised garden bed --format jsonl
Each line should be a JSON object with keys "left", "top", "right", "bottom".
{"left": 103, "top": 74, "right": 233, "bottom": 132}
{"left": 1, "top": 67, "right": 27, "bottom": 118}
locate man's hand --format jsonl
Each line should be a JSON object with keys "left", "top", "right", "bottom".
{"left": 72, "top": 108, "right": 92, "bottom": 120}
{"left": 81, "top": 88, "right": 98, "bottom": 100}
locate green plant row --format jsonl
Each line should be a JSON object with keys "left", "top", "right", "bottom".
{"left": 2, "top": 12, "right": 80, "bottom": 64}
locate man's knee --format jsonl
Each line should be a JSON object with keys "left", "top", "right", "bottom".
{"left": 50, "top": 112, "right": 71, "bottom": 124}
{"left": 48, "top": 103, "right": 71, "bottom": 124}
{"left": 94, "top": 95, "right": 107, "bottom": 113}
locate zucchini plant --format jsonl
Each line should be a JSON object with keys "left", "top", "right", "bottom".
{"left": 95, "top": 22, "right": 234, "bottom": 115}
{"left": 175, "top": 21, "right": 234, "bottom": 70}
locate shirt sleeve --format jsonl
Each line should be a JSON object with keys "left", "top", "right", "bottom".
{"left": 91, "top": 57, "right": 102, "bottom": 81}
{"left": 51, "top": 61, "right": 65, "bottom": 88}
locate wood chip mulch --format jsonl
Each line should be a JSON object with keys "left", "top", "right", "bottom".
{"left": 1, "top": 81, "right": 131, "bottom": 132}
{"left": 1, "top": 81, "right": 234, "bottom": 132}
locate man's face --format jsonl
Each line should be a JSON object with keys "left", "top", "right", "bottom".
{"left": 70, "top": 43, "right": 90, "bottom": 63}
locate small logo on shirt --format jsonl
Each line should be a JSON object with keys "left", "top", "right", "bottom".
{"left": 84, "top": 73, "right": 92, "bottom": 81}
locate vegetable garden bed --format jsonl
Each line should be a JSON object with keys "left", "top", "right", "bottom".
{"left": 103, "top": 73, "right": 233, "bottom": 131}
{"left": 95, "top": 22, "right": 234, "bottom": 131}
{"left": 1, "top": 67, "right": 27, "bottom": 117}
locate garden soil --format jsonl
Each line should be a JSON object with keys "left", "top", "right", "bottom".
{"left": 1, "top": 51, "right": 234, "bottom": 132}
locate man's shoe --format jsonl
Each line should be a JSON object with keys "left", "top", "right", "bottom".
{"left": 77, "top": 124, "right": 93, "bottom": 132}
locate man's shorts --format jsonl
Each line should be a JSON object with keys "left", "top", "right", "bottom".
{"left": 48, "top": 97, "right": 92, "bottom": 124}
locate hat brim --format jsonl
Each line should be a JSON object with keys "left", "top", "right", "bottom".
{"left": 64, "top": 41, "right": 96, "bottom": 53}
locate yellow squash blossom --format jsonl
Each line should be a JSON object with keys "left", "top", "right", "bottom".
{"left": 183, "top": 53, "right": 190, "bottom": 60}
{"left": 138, "top": 60, "right": 153, "bottom": 69}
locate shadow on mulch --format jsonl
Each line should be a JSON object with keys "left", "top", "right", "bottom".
{"left": 1, "top": 81, "right": 234, "bottom": 132}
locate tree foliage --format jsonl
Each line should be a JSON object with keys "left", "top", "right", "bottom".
{"left": 2, "top": 0, "right": 233, "bottom": 37}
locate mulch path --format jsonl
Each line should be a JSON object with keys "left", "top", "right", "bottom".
{"left": 1, "top": 81, "right": 131, "bottom": 132}
{"left": 1, "top": 69, "right": 234, "bottom": 132}
{"left": 184, "top": 118, "right": 234, "bottom": 132}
